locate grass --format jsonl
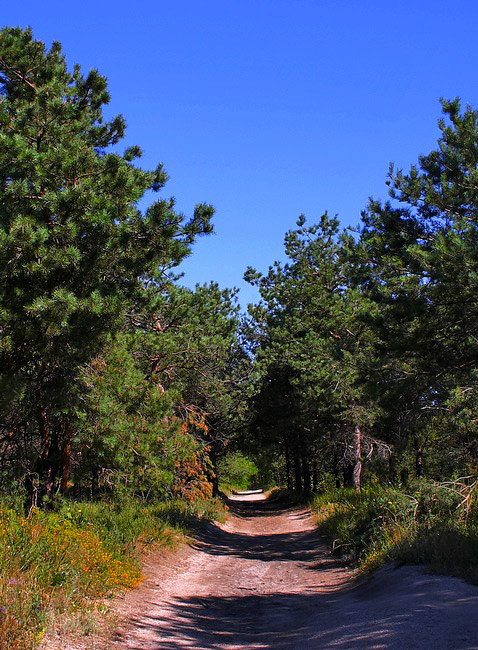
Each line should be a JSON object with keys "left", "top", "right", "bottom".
{"left": 311, "top": 480, "right": 478, "bottom": 582}
{"left": 0, "top": 495, "right": 226, "bottom": 650}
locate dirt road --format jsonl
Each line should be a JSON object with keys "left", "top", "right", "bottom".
{"left": 109, "top": 492, "right": 478, "bottom": 649}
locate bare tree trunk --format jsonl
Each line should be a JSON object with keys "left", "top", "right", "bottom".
{"left": 415, "top": 439, "right": 424, "bottom": 479}
{"left": 352, "top": 425, "right": 362, "bottom": 491}
{"left": 284, "top": 440, "right": 293, "bottom": 490}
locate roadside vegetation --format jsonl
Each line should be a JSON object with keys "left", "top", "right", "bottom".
{"left": 311, "top": 480, "right": 478, "bottom": 583}
{"left": 217, "top": 451, "right": 258, "bottom": 493}
{"left": 0, "top": 27, "right": 240, "bottom": 649}
{"left": 0, "top": 496, "right": 225, "bottom": 649}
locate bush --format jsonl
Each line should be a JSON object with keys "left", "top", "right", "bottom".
{"left": 217, "top": 451, "right": 258, "bottom": 492}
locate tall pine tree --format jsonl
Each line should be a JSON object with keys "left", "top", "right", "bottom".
{"left": 0, "top": 27, "right": 213, "bottom": 507}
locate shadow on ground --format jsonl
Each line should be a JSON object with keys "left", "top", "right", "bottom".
{"left": 227, "top": 495, "right": 305, "bottom": 518}
{"left": 190, "top": 519, "right": 343, "bottom": 570}
{"left": 189, "top": 497, "right": 343, "bottom": 570}
{"left": 115, "top": 497, "right": 478, "bottom": 649}
{"left": 118, "top": 579, "right": 478, "bottom": 650}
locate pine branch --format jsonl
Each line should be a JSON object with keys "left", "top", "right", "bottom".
{"left": 0, "top": 57, "right": 37, "bottom": 91}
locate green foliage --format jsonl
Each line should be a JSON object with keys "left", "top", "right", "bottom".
{"left": 0, "top": 503, "right": 139, "bottom": 649}
{"left": 0, "top": 30, "right": 241, "bottom": 647}
{"left": 217, "top": 451, "right": 258, "bottom": 492}
{"left": 0, "top": 27, "right": 213, "bottom": 505}
{"left": 5, "top": 25, "right": 478, "bottom": 642}
{"left": 0, "top": 28, "right": 249, "bottom": 509}
{"left": 313, "top": 486, "right": 415, "bottom": 566}
{"left": 312, "top": 481, "right": 478, "bottom": 582}
{"left": 245, "top": 214, "right": 382, "bottom": 492}
{"left": 0, "top": 494, "right": 225, "bottom": 648}
{"left": 251, "top": 446, "right": 285, "bottom": 490}
{"left": 244, "top": 98, "right": 478, "bottom": 498}
{"left": 357, "top": 98, "right": 478, "bottom": 478}
{"left": 77, "top": 330, "right": 179, "bottom": 498}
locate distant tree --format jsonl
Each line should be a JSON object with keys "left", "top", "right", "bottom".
{"left": 246, "top": 215, "right": 383, "bottom": 491}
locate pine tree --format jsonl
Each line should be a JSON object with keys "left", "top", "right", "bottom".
{"left": 246, "top": 215, "right": 382, "bottom": 491}
{"left": 142, "top": 282, "right": 250, "bottom": 495}
{"left": 358, "top": 98, "right": 478, "bottom": 478}
{"left": 0, "top": 27, "right": 213, "bottom": 507}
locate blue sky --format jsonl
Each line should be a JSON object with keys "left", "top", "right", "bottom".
{"left": 3, "top": 1, "right": 478, "bottom": 307}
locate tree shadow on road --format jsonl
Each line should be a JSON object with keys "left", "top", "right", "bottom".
{"left": 190, "top": 518, "right": 344, "bottom": 570}
{"left": 117, "top": 577, "right": 478, "bottom": 650}
{"left": 226, "top": 495, "right": 305, "bottom": 519}
{"left": 113, "top": 498, "right": 478, "bottom": 649}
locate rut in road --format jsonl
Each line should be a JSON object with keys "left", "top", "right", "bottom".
{"left": 112, "top": 492, "right": 478, "bottom": 650}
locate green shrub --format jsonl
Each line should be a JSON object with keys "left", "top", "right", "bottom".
{"left": 217, "top": 451, "right": 258, "bottom": 492}
{"left": 311, "top": 480, "right": 478, "bottom": 582}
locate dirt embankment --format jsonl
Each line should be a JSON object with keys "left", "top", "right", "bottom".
{"left": 50, "top": 491, "right": 478, "bottom": 649}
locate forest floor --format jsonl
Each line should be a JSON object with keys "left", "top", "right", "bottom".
{"left": 49, "top": 491, "right": 478, "bottom": 649}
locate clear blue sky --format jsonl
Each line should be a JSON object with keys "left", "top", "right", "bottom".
{"left": 3, "top": 1, "right": 478, "bottom": 307}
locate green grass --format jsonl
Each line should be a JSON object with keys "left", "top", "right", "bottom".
{"left": 311, "top": 480, "right": 478, "bottom": 582}
{"left": 0, "top": 495, "right": 226, "bottom": 650}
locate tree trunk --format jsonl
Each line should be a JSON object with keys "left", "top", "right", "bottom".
{"left": 293, "top": 445, "right": 302, "bottom": 492}
{"left": 284, "top": 440, "right": 293, "bottom": 490}
{"left": 352, "top": 425, "right": 362, "bottom": 491}
{"left": 312, "top": 461, "right": 319, "bottom": 492}
{"left": 25, "top": 408, "right": 53, "bottom": 513}
{"left": 91, "top": 468, "right": 99, "bottom": 498}
{"left": 333, "top": 450, "right": 341, "bottom": 489}
{"left": 302, "top": 455, "right": 311, "bottom": 494}
{"left": 25, "top": 413, "right": 77, "bottom": 513}
{"left": 415, "top": 440, "right": 424, "bottom": 479}
{"left": 343, "top": 464, "right": 354, "bottom": 487}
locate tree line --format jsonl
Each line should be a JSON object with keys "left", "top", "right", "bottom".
{"left": 245, "top": 98, "right": 478, "bottom": 492}
{"left": 2, "top": 27, "right": 478, "bottom": 509}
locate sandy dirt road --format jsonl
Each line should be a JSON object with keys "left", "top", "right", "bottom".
{"left": 107, "top": 492, "right": 478, "bottom": 649}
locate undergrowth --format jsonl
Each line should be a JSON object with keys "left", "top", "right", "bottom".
{"left": 311, "top": 480, "right": 478, "bottom": 583}
{"left": 267, "top": 487, "right": 310, "bottom": 505}
{"left": 0, "top": 496, "right": 225, "bottom": 650}
{"left": 217, "top": 451, "right": 259, "bottom": 494}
